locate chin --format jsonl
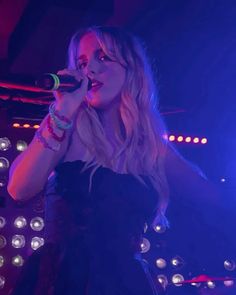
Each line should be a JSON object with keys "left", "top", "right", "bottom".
{"left": 87, "top": 98, "right": 111, "bottom": 109}
{"left": 87, "top": 93, "right": 121, "bottom": 110}
{"left": 87, "top": 99, "right": 106, "bottom": 109}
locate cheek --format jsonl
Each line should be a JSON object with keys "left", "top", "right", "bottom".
{"left": 107, "top": 67, "right": 126, "bottom": 91}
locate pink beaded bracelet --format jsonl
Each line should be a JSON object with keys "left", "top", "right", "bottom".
{"left": 46, "top": 116, "right": 66, "bottom": 142}
{"left": 49, "top": 102, "right": 73, "bottom": 130}
{"left": 35, "top": 129, "right": 60, "bottom": 152}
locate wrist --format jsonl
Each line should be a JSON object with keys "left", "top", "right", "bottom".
{"left": 49, "top": 102, "right": 73, "bottom": 130}
{"left": 36, "top": 126, "right": 61, "bottom": 152}
{"left": 54, "top": 102, "right": 76, "bottom": 121}
{"left": 47, "top": 115, "right": 66, "bottom": 142}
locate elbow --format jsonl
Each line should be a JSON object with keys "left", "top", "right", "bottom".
{"left": 7, "top": 184, "right": 25, "bottom": 201}
{"left": 7, "top": 183, "right": 36, "bottom": 202}
{"left": 7, "top": 186, "right": 19, "bottom": 201}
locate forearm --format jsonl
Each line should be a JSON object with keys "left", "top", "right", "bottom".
{"left": 7, "top": 113, "right": 71, "bottom": 201}
{"left": 165, "top": 144, "right": 220, "bottom": 204}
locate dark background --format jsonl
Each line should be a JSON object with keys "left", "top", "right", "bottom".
{"left": 0, "top": 0, "right": 236, "bottom": 294}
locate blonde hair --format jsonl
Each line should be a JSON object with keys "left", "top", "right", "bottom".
{"left": 67, "top": 26, "right": 169, "bottom": 226}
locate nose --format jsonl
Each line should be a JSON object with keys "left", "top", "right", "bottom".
{"left": 86, "top": 58, "right": 102, "bottom": 76}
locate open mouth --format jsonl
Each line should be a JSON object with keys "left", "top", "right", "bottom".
{"left": 90, "top": 79, "right": 103, "bottom": 91}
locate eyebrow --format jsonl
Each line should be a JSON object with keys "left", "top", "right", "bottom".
{"left": 77, "top": 48, "right": 105, "bottom": 61}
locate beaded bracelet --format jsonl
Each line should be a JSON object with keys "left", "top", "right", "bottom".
{"left": 46, "top": 115, "right": 66, "bottom": 142}
{"left": 49, "top": 102, "right": 73, "bottom": 130}
{"left": 50, "top": 102, "right": 71, "bottom": 123}
{"left": 35, "top": 129, "right": 60, "bottom": 152}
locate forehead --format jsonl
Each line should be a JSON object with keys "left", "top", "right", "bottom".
{"left": 78, "top": 32, "right": 99, "bottom": 52}
{"left": 77, "top": 32, "right": 114, "bottom": 58}
{"left": 77, "top": 32, "right": 109, "bottom": 59}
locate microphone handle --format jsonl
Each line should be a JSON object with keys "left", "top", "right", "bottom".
{"left": 35, "top": 73, "right": 92, "bottom": 91}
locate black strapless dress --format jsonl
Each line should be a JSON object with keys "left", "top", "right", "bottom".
{"left": 9, "top": 160, "right": 161, "bottom": 295}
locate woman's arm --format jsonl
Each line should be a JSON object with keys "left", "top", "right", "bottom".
{"left": 7, "top": 113, "right": 72, "bottom": 201}
{"left": 165, "top": 144, "right": 220, "bottom": 205}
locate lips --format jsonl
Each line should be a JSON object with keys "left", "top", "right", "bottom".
{"left": 90, "top": 79, "right": 103, "bottom": 91}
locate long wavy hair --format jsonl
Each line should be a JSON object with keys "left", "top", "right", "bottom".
{"left": 67, "top": 26, "right": 169, "bottom": 226}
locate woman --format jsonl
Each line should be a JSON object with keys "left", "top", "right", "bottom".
{"left": 7, "top": 26, "right": 214, "bottom": 295}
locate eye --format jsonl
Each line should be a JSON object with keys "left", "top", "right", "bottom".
{"left": 77, "top": 61, "right": 87, "bottom": 69}
{"left": 98, "top": 53, "right": 112, "bottom": 62}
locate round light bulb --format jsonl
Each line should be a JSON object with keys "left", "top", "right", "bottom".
{"left": 30, "top": 217, "right": 44, "bottom": 231}
{"left": 31, "top": 237, "right": 44, "bottom": 250}
{"left": 12, "top": 255, "right": 24, "bottom": 267}
{"left": 0, "top": 217, "right": 6, "bottom": 229}
{"left": 157, "top": 275, "right": 168, "bottom": 289}
{"left": 12, "top": 235, "right": 25, "bottom": 248}
{"left": 0, "top": 236, "right": 7, "bottom": 249}
{"left": 14, "top": 216, "right": 27, "bottom": 229}
{"left": 156, "top": 258, "right": 167, "bottom": 269}
{"left": 140, "top": 238, "right": 150, "bottom": 253}
{"left": 0, "top": 137, "right": 11, "bottom": 151}
{"left": 172, "top": 274, "right": 184, "bottom": 286}
{"left": 0, "top": 275, "right": 5, "bottom": 289}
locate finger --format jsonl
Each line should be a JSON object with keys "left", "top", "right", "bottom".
{"left": 57, "top": 68, "right": 78, "bottom": 76}
{"left": 73, "top": 71, "right": 86, "bottom": 83}
{"left": 57, "top": 69, "right": 84, "bottom": 83}
{"left": 57, "top": 69, "right": 69, "bottom": 75}
{"left": 73, "top": 76, "right": 89, "bottom": 95}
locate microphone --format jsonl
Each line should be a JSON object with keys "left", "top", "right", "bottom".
{"left": 35, "top": 73, "right": 92, "bottom": 92}
{"left": 0, "top": 73, "right": 92, "bottom": 93}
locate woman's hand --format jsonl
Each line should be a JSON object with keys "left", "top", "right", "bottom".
{"left": 53, "top": 68, "right": 89, "bottom": 120}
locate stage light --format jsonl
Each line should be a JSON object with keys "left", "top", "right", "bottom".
{"left": 153, "top": 224, "right": 166, "bottom": 233}
{"left": 0, "top": 275, "right": 5, "bottom": 289}
{"left": 201, "top": 138, "right": 207, "bottom": 144}
{"left": 157, "top": 275, "right": 168, "bottom": 289}
{"left": 143, "top": 222, "right": 148, "bottom": 233}
{"left": 191, "top": 282, "right": 201, "bottom": 287}
{"left": 12, "top": 235, "right": 25, "bottom": 248}
{"left": 0, "top": 236, "right": 7, "bottom": 249}
{"left": 207, "top": 281, "right": 215, "bottom": 289}
{"left": 0, "top": 158, "right": 9, "bottom": 172}
{"left": 0, "top": 256, "right": 4, "bottom": 267}
{"left": 177, "top": 136, "right": 183, "bottom": 142}
{"left": 16, "top": 140, "right": 28, "bottom": 152}
{"left": 220, "top": 178, "right": 226, "bottom": 183}
{"left": 162, "top": 134, "right": 208, "bottom": 144}
{"left": 0, "top": 179, "right": 6, "bottom": 187}
{"left": 33, "top": 125, "right": 40, "bottom": 129}
{"left": 172, "top": 274, "right": 184, "bottom": 286}
{"left": 0, "top": 217, "right": 6, "bottom": 228}
{"left": 224, "top": 259, "right": 236, "bottom": 271}
{"left": 156, "top": 258, "right": 167, "bottom": 269}
{"left": 31, "top": 237, "right": 44, "bottom": 250}
{"left": 12, "top": 123, "right": 20, "bottom": 128}
{"left": 185, "top": 136, "right": 191, "bottom": 143}
{"left": 0, "top": 137, "right": 11, "bottom": 151}
{"left": 169, "top": 135, "right": 175, "bottom": 142}
{"left": 224, "top": 280, "right": 234, "bottom": 287}
{"left": 14, "top": 216, "right": 27, "bottom": 229}
{"left": 23, "top": 124, "right": 30, "bottom": 128}
{"left": 140, "top": 238, "right": 150, "bottom": 253}
{"left": 30, "top": 217, "right": 44, "bottom": 231}
{"left": 171, "top": 256, "right": 184, "bottom": 268}
{"left": 163, "top": 134, "right": 168, "bottom": 140}
{"left": 12, "top": 255, "right": 24, "bottom": 267}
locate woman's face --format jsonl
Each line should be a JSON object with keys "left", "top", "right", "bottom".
{"left": 76, "top": 32, "right": 126, "bottom": 109}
